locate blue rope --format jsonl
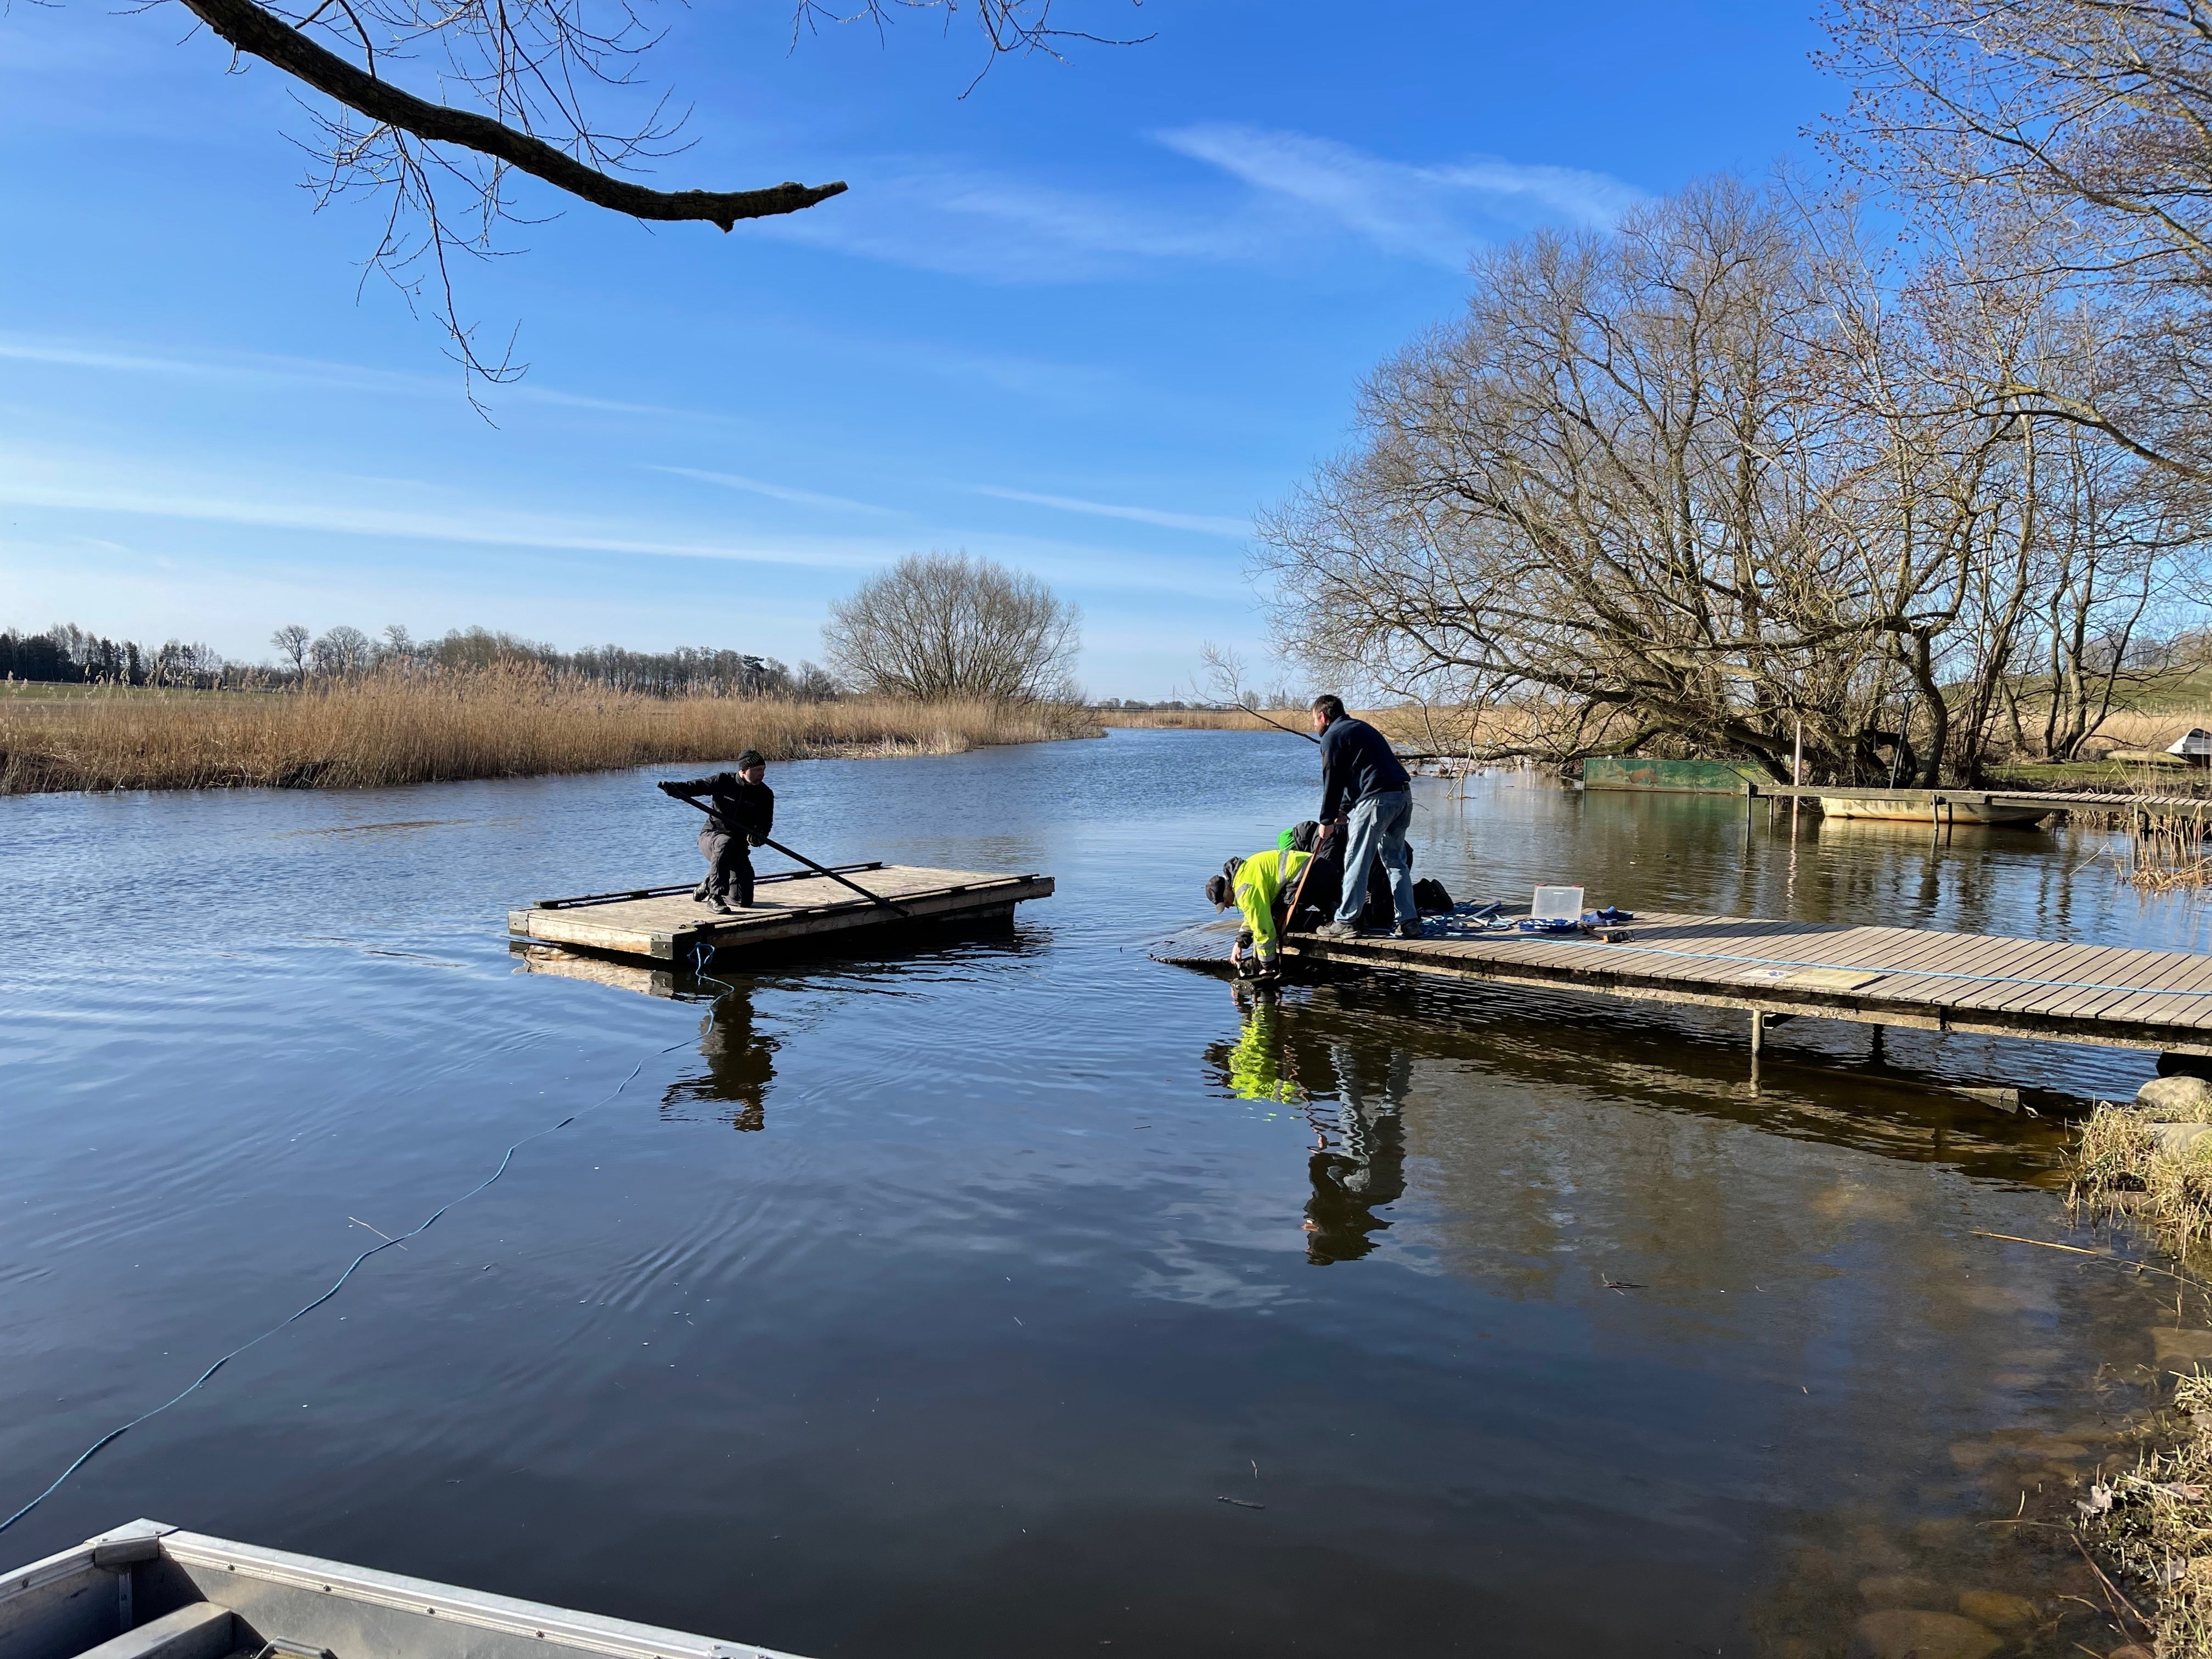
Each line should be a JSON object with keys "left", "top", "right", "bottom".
{"left": 1, "top": 1026, "right": 701, "bottom": 1534}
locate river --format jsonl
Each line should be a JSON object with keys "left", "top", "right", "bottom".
{"left": 5, "top": 727, "right": 2209, "bottom": 1656}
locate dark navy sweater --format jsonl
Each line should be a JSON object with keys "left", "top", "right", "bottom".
{"left": 1317, "top": 716, "right": 1411, "bottom": 822}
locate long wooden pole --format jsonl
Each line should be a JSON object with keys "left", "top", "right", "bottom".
{"left": 672, "top": 795, "right": 909, "bottom": 917}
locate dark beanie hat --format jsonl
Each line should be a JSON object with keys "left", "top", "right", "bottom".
{"left": 735, "top": 750, "right": 765, "bottom": 769}
{"left": 1205, "top": 874, "right": 1231, "bottom": 909}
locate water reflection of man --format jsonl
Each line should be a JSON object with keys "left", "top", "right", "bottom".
{"left": 1209, "top": 986, "right": 1409, "bottom": 1263}
{"left": 661, "top": 990, "right": 778, "bottom": 1131}
{"left": 1302, "top": 1039, "right": 1408, "bottom": 1265}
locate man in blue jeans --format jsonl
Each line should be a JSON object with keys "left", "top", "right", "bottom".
{"left": 1308, "top": 694, "right": 1421, "bottom": 940}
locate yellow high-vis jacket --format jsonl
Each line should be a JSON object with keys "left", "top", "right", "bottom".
{"left": 1233, "top": 847, "right": 1311, "bottom": 958}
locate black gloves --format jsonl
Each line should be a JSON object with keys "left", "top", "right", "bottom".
{"left": 657, "top": 781, "right": 685, "bottom": 797}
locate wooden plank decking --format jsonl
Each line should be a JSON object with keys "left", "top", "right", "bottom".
{"left": 1155, "top": 911, "right": 2212, "bottom": 1057}
{"left": 510, "top": 864, "right": 1053, "bottom": 962}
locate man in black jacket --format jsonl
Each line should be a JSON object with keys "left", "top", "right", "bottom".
{"left": 1309, "top": 694, "right": 1420, "bottom": 940}
{"left": 658, "top": 751, "right": 774, "bottom": 913}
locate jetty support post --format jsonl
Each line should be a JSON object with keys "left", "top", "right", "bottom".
{"left": 1751, "top": 1008, "right": 1765, "bottom": 1055}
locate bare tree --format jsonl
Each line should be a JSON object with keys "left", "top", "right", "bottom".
{"left": 823, "top": 551, "right": 1080, "bottom": 701}
{"left": 154, "top": 1, "right": 1144, "bottom": 391}
{"left": 309, "top": 624, "right": 378, "bottom": 676}
{"left": 270, "top": 623, "right": 312, "bottom": 676}
{"left": 1255, "top": 178, "right": 2209, "bottom": 786}
{"left": 1818, "top": 0, "right": 2212, "bottom": 478}
{"left": 1260, "top": 180, "right": 1911, "bottom": 783}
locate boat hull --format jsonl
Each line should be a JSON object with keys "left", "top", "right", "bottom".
{"left": 1815, "top": 794, "right": 2050, "bottom": 827}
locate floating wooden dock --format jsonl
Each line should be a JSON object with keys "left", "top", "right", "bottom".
{"left": 1153, "top": 910, "right": 2212, "bottom": 1057}
{"left": 511, "top": 863, "right": 1053, "bottom": 963}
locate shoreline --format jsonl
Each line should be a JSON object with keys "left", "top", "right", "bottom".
{"left": 0, "top": 671, "right": 1101, "bottom": 795}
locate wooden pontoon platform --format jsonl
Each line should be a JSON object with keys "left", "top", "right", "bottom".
{"left": 511, "top": 862, "right": 1053, "bottom": 963}
{"left": 1153, "top": 909, "right": 2212, "bottom": 1057}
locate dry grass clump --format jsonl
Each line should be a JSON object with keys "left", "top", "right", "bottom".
{"left": 2076, "top": 1102, "right": 2212, "bottom": 1243}
{"left": 2082, "top": 1372, "right": 2212, "bottom": 1657}
{"left": 0, "top": 666, "right": 1100, "bottom": 794}
{"left": 2075, "top": 1105, "right": 2212, "bottom": 1656}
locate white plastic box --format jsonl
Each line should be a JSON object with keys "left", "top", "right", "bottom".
{"left": 1531, "top": 885, "right": 1585, "bottom": 921}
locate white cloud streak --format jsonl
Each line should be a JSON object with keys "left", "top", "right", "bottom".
{"left": 647, "top": 465, "right": 895, "bottom": 516}
{"left": 970, "top": 485, "right": 1249, "bottom": 539}
{"left": 761, "top": 128, "right": 1642, "bottom": 281}
{"left": 0, "top": 447, "right": 880, "bottom": 569}
{"left": 0, "top": 335, "right": 700, "bottom": 419}
{"left": 1155, "top": 124, "right": 1644, "bottom": 266}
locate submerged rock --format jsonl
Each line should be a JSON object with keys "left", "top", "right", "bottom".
{"left": 2153, "top": 1328, "right": 2212, "bottom": 1370}
{"left": 1858, "top": 1574, "right": 1943, "bottom": 1608}
{"left": 2139, "top": 1074, "right": 2212, "bottom": 1118}
{"left": 2149, "top": 1120, "right": 2212, "bottom": 1156}
{"left": 1847, "top": 1610, "right": 2001, "bottom": 1659}
{"left": 1953, "top": 1589, "right": 2036, "bottom": 1628}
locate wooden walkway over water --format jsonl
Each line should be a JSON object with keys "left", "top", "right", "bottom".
{"left": 511, "top": 864, "right": 1053, "bottom": 963}
{"left": 1154, "top": 911, "right": 2212, "bottom": 1057}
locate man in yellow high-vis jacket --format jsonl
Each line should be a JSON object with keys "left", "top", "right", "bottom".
{"left": 1204, "top": 838, "right": 1313, "bottom": 977}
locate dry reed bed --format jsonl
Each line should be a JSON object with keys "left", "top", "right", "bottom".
{"left": 0, "top": 669, "right": 1100, "bottom": 793}
{"left": 2073, "top": 1093, "right": 2212, "bottom": 1654}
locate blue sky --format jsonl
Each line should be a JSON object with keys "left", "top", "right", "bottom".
{"left": 0, "top": 2, "right": 1828, "bottom": 697}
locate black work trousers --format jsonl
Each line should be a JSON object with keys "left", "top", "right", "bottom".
{"left": 697, "top": 827, "right": 756, "bottom": 907}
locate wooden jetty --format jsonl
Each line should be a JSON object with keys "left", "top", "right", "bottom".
{"left": 1, "top": 1519, "right": 806, "bottom": 1659}
{"left": 511, "top": 863, "right": 1053, "bottom": 964}
{"left": 1153, "top": 910, "right": 2212, "bottom": 1058}
{"left": 1745, "top": 780, "right": 2212, "bottom": 831}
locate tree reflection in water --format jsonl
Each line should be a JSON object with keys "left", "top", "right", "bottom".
{"left": 661, "top": 984, "right": 778, "bottom": 1131}
{"left": 1211, "top": 983, "right": 1409, "bottom": 1264}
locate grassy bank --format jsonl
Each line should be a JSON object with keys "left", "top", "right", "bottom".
{"left": 2073, "top": 1080, "right": 2212, "bottom": 1655}
{"left": 0, "top": 668, "right": 1100, "bottom": 793}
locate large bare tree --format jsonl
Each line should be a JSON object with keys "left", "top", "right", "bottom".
{"left": 1257, "top": 178, "right": 2207, "bottom": 786}
{"left": 1819, "top": 0, "right": 2212, "bottom": 479}
{"left": 155, "top": 1, "right": 1143, "bottom": 388}
{"left": 823, "top": 551, "right": 1080, "bottom": 701}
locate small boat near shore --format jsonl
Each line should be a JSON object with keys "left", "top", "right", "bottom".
{"left": 1814, "top": 793, "right": 2051, "bottom": 827}
{"left": 0, "top": 1520, "right": 803, "bottom": 1659}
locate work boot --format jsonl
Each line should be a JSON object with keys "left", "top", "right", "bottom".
{"left": 714, "top": 898, "right": 748, "bottom": 915}
{"left": 1313, "top": 921, "right": 1359, "bottom": 941}
{"left": 692, "top": 882, "right": 711, "bottom": 903}
{"left": 1393, "top": 919, "right": 1425, "bottom": 940}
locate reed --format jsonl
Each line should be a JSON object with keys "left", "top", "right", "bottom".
{"left": 1097, "top": 707, "right": 1319, "bottom": 731}
{"left": 0, "top": 666, "right": 1100, "bottom": 794}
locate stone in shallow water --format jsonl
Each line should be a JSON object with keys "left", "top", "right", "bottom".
{"left": 1858, "top": 1575, "right": 1943, "bottom": 1609}
{"left": 2153, "top": 1328, "right": 2212, "bottom": 1369}
{"left": 1954, "top": 1589, "right": 2036, "bottom": 1627}
{"left": 2150, "top": 1120, "right": 2212, "bottom": 1156}
{"left": 1847, "top": 1610, "right": 2001, "bottom": 1659}
{"left": 2140, "top": 1074, "right": 2212, "bottom": 1118}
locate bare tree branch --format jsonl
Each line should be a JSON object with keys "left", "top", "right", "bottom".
{"left": 180, "top": 0, "right": 847, "bottom": 228}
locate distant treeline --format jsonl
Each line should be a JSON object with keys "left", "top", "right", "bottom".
{"left": 2, "top": 622, "right": 840, "bottom": 698}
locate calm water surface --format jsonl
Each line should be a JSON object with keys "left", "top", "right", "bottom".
{"left": 7, "top": 729, "right": 2211, "bottom": 1656}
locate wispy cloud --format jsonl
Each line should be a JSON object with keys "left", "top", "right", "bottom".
{"left": 1155, "top": 124, "right": 1643, "bottom": 266}
{"left": 761, "top": 129, "right": 1642, "bottom": 281}
{"left": 971, "top": 485, "right": 1248, "bottom": 539}
{"left": 0, "top": 445, "right": 880, "bottom": 569}
{"left": 758, "top": 164, "right": 1271, "bottom": 281}
{"left": 0, "top": 335, "right": 701, "bottom": 420}
{"left": 648, "top": 465, "right": 895, "bottom": 516}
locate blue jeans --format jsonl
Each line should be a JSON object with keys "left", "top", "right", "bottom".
{"left": 1334, "top": 789, "right": 1417, "bottom": 928}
